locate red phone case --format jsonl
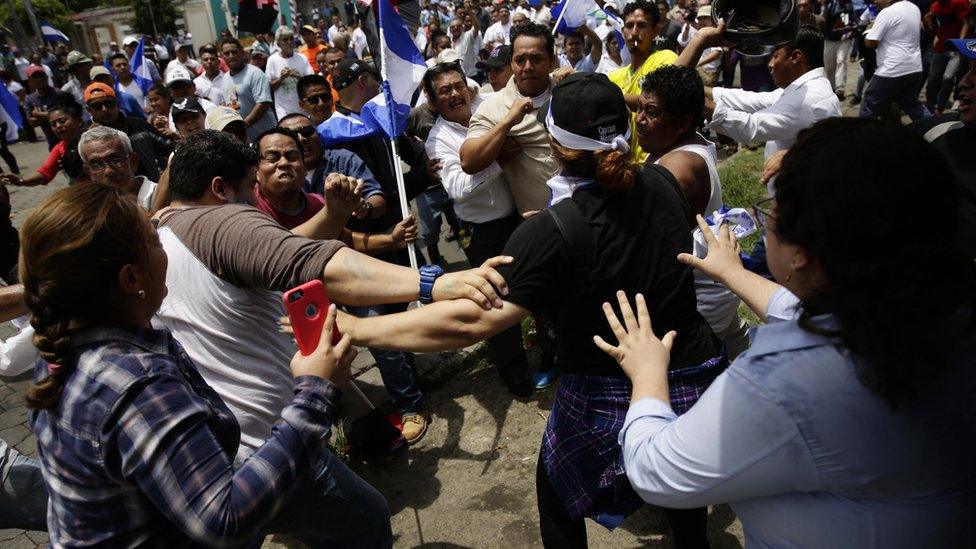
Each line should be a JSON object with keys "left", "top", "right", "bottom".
{"left": 282, "top": 280, "right": 341, "bottom": 356}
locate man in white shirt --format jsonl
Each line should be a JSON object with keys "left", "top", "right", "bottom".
{"left": 109, "top": 53, "right": 145, "bottom": 106}
{"left": 558, "top": 26, "right": 602, "bottom": 73}
{"left": 164, "top": 44, "right": 202, "bottom": 80}
{"left": 78, "top": 126, "right": 157, "bottom": 211}
{"left": 677, "top": 25, "right": 842, "bottom": 160}
{"left": 350, "top": 24, "right": 369, "bottom": 58}
{"left": 449, "top": 13, "right": 482, "bottom": 76}
{"left": 193, "top": 45, "right": 225, "bottom": 105}
{"left": 860, "top": 0, "right": 930, "bottom": 121}
{"left": 266, "top": 26, "right": 313, "bottom": 120}
{"left": 424, "top": 62, "right": 531, "bottom": 396}
{"left": 328, "top": 13, "right": 343, "bottom": 45}
{"left": 484, "top": 5, "right": 514, "bottom": 47}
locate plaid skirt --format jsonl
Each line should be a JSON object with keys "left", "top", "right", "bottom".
{"left": 540, "top": 351, "right": 728, "bottom": 529}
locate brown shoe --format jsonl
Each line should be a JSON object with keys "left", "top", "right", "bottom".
{"left": 401, "top": 413, "right": 429, "bottom": 445}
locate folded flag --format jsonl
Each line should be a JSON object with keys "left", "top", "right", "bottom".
{"left": 40, "top": 20, "right": 69, "bottom": 43}
{"left": 317, "top": 0, "right": 426, "bottom": 146}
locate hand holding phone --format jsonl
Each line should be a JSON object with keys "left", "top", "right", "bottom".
{"left": 283, "top": 280, "right": 341, "bottom": 355}
{"left": 288, "top": 301, "right": 356, "bottom": 387}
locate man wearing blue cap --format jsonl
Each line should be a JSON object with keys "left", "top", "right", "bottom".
{"left": 912, "top": 38, "right": 976, "bottom": 255}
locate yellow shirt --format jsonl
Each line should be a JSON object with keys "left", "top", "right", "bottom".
{"left": 608, "top": 49, "right": 678, "bottom": 163}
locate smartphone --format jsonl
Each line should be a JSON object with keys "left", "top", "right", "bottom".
{"left": 282, "top": 280, "right": 341, "bottom": 356}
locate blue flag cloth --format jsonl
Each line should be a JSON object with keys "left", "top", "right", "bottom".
{"left": 0, "top": 84, "right": 22, "bottom": 141}
{"left": 39, "top": 20, "right": 70, "bottom": 43}
{"left": 551, "top": 0, "right": 596, "bottom": 35}
{"left": 129, "top": 37, "right": 155, "bottom": 97}
{"left": 317, "top": 0, "right": 426, "bottom": 146}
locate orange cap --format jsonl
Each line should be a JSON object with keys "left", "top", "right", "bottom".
{"left": 84, "top": 82, "right": 116, "bottom": 103}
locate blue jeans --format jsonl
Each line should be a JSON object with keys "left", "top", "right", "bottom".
{"left": 859, "top": 72, "right": 930, "bottom": 122}
{"left": 926, "top": 51, "right": 962, "bottom": 112}
{"left": 415, "top": 186, "right": 457, "bottom": 247}
{"left": 345, "top": 304, "right": 424, "bottom": 415}
{"left": 0, "top": 439, "right": 47, "bottom": 531}
{"left": 254, "top": 449, "right": 392, "bottom": 548}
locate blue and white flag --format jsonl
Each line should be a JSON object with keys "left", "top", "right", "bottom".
{"left": 39, "top": 20, "right": 69, "bottom": 43}
{"left": 318, "top": 0, "right": 426, "bottom": 146}
{"left": 0, "top": 84, "right": 22, "bottom": 142}
{"left": 600, "top": 6, "right": 630, "bottom": 66}
{"left": 551, "top": 0, "right": 597, "bottom": 35}
{"left": 128, "top": 37, "right": 155, "bottom": 97}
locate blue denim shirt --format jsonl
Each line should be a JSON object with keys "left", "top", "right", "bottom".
{"left": 619, "top": 294, "right": 976, "bottom": 548}
{"left": 29, "top": 325, "right": 340, "bottom": 547}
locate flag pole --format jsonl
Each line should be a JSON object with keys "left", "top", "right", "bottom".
{"left": 377, "top": 9, "right": 420, "bottom": 271}
{"left": 551, "top": 0, "right": 570, "bottom": 35}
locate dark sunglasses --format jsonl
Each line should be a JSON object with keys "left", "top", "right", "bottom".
{"left": 302, "top": 93, "right": 332, "bottom": 105}
{"left": 87, "top": 100, "right": 117, "bottom": 112}
{"left": 294, "top": 126, "right": 317, "bottom": 139}
{"left": 752, "top": 197, "right": 776, "bottom": 230}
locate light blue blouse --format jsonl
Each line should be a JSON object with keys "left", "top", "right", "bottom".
{"left": 618, "top": 290, "right": 976, "bottom": 548}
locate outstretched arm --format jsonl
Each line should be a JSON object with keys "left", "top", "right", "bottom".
{"left": 339, "top": 298, "right": 531, "bottom": 352}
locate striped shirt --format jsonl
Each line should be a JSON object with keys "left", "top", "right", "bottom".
{"left": 29, "top": 325, "right": 340, "bottom": 547}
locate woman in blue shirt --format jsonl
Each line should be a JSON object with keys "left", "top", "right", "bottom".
{"left": 599, "top": 117, "right": 976, "bottom": 547}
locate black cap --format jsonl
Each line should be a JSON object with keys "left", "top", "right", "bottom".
{"left": 171, "top": 96, "right": 205, "bottom": 119}
{"left": 476, "top": 45, "right": 512, "bottom": 70}
{"left": 333, "top": 59, "right": 379, "bottom": 91}
{"left": 537, "top": 72, "right": 629, "bottom": 143}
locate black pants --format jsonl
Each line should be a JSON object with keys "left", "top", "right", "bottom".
{"left": 536, "top": 456, "right": 710, "bottom": 548}
{"left": 0, "top": 123, "right": 18, "bottom": 174}
{"left": 461, "top": 213, "right": 528, "bottom": 379}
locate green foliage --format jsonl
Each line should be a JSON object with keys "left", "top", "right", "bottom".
{"left": 127, "top": 0, "right": 180, "bottom": 36}
{"left": 0, "top": 0, "right": 71, "bottom": 42}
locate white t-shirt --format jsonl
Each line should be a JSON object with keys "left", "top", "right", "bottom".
{"left": 194, "top": 72, "right": 226, "bottom": 105}
{"left": 265, "top": 52, "right": 313, "bottom": 120}
{"left": 121, "top": 78, "right": 145, "bottom": 106}
{"left": 351, "top": 27, "right": 369, "bottom": 58}
{"left": 866, "top": 0, "right": 923, "bottom": 78}
{"left": 13, "top": 57, "right": 28, "bottom": 81}
{"left": 484, "top": 21, "right": 513, "bottom": 46}
{"left": 165, "top": 58, "right": 202, "bottom": 79}
{"left": 6, "top": 81, "right": 23, "bottom": 95}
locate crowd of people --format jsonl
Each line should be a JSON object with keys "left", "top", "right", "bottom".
{"left": 0, "top": 0, "right": 972, "bottom": 546}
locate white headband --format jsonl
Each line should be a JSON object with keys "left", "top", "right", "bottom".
{"left": 545, "top": 109, "right": 631, "bottom": 155}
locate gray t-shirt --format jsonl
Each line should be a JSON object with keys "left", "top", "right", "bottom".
{"left": 221, "top": 64, "right": 277, "bottom": 141}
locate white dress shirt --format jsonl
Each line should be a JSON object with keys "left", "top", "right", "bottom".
{"left": 483, "top": 21, "right": 513, "bottom": 46}
{"left": 426, "top": 110, "right": 516, "bottom": 224}
{"left": 710, "top": 68, "right": 842, "bottom": 159}
{"left": 618, "top": 290, "right": 976, "bottom": 548}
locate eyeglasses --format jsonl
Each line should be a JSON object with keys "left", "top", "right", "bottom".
{"left": 87, "top": 100, "right": 117, "bottom": 112}
{"left": 752, "top": 197, "right": 776, "bottom": 230}
{"left": 302, "top": 93, "right": 332, "bottom": 105}
{"left": 294, "top": 126, "right": 317, "bottom": 139}
{"left": 85, "top": 155, "right": 128, "bottom": 173}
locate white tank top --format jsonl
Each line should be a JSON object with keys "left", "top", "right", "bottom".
{"left": 656, "top": 137, "right": 741, "bottom": 333}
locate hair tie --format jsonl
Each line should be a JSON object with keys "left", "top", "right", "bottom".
{"left": 610, "top": 135, "right": 631, "bottom": 154}
{"left": 47, "top": 362, "right": 63, "bottom": 377}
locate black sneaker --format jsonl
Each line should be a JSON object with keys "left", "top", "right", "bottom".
{"left": 500, "top": 371, "right": 533, "bottom": 398}
{"left": 849, "top": 96, "right": 862, "bottom": 106}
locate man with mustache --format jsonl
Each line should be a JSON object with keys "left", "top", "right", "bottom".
{"left": 607, "top": 0, "right": 678, "bottom": 162}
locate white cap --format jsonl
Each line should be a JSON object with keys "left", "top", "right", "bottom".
{"left": 123, "top": 35, "right": 139, "bottom": 47}
{"left": 437, "top": 48, "right": 461, "bottom": 64}
{"left": 697, "top": 5, "right": 713, "bottom": 19}
{"left": 165, "top": 67, "right": 193, "bottom": 86}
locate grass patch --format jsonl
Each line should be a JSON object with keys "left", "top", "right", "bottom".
{"left": 718, "top": 147, "right": 767, "bottom": 253}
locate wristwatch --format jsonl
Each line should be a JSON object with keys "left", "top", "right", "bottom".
{"left": 418, "top": 264, "right": 445, "bottom": 304}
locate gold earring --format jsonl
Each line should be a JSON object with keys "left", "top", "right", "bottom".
{"left": 138, "top": 290, "right": 146, "bottom": 299}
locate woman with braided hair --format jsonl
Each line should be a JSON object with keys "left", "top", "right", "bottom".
{"left": 22, "top": 183, "right": 363, "bottom": 546}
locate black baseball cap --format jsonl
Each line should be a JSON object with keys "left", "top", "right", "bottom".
{"left": 332, "top": 59, "right": 379, "bottom": 91}
{"left": 171, "top": 96, "right": 205, "bottom": 119}
{"left": 476, "top": 45, "right": 512, "bottom": 70}
{"left": 537, "top": 72, "right": 629, "bottom": 143}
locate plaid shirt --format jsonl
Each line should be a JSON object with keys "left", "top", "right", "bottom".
{"left": 29, "top": 326, "right": 340, "bottom": 547}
